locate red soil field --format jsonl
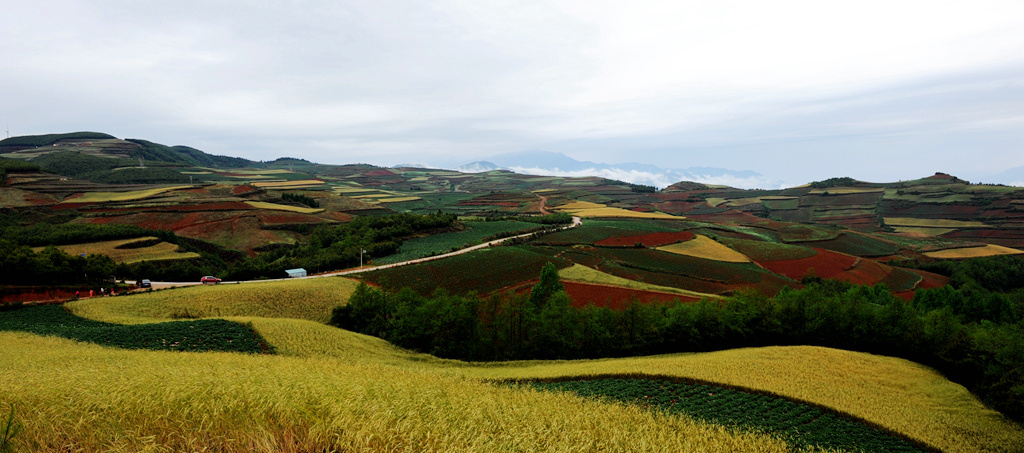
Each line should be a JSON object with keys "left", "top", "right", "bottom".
{"left": 232, "top": 184, "right": 259, "bottom": 195}
{"left": 363, "top": 169, "right": 397, "bottom": 177}
{"left": 843, "top": 258, "right": 892, "bottom": 286}
{"left": 595, "top": 231, "right": 695, "bottom": 247}
{"left": 760, "top": 248, "right": 859, "bottom": 281}
{"left": 563, "top": 282, "right": 699, "bottom": 310}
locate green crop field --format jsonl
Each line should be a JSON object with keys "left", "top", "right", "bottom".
{"left": 375, "top": 220, "right": 546, "bottom": 264}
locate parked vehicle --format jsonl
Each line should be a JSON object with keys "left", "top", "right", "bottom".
{"left": 138, "top": 279, "right": 151, "bottom": 288}
{"left": 200, "top": 276, "right": 221, "bottom": 284}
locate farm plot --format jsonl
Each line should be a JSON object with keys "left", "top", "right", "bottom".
{"left": 31, "top": 236, "right": 200, "bottom": 264}
{"left": 244, "top": 201, "right": 324, "bottom": 214}
{"left": 760, "top": 249, "right": 859, "bottom": 281}
{"left": 360, "top": 246, "right": 570, "bottom": 295}
{"left": 67, "top": 277, "right": 361, "bottom": 324}
{"left": 61, "top": 185, "right": 192, "bottom": 203}
{"left": 527, "top": 378, "right": 927, "bottom": 453}
{"left": 714, "top": 237, "right": 817, "bottom": 262}
{"left": 809, "top": 232, "right": 902, "bottom": 257}
{"left": 595, "top": 231, "right": 695, "bottom": 247}
{"left": 0, "top": 304, "right": 266, "bottom": 353}
{"left": 563, "top": 282, "right": 694, "bottom": 310}
{"left": 657, "top": 235, "right": 751, "bottom": 263}
{"left": 559, "top": 264, "right": 714, "bottom": 301}
{"left": 923, "top": 244, "right": 1024, "bottom": 259}
{"left": 375, "top": 220, "right": 546, "bottom": 265}
{"left": 555, "top": 200, "right": 681, "bottom": 219}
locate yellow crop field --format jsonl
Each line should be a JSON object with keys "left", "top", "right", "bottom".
{"left": 657, "top": 235, "right": 751, "bottom": 263}
{"left": 893, "top": 226, "right": 957, "bottom": 236}
{"left": 334, "top": 186, "right": 376, "bottom": 193}
{"left": 244, "top": 201, "right": 324, "bottom": 214}
{"left": 378, "top": 196, "right": 422, "bottom": 203}
{"left": 67, "top": 277, "right": 361, "bottom": 324}
{"left": 0, "top": 332, "right": 797, "bottom": 452}
{"left": 3, "top": 330, "right": 1019, "bottom": 452}
{"left": 885, "top": 217, "right": 990, "bottom": 228}
{"left": 555, "top": 200, "right": 681, "bottom": 219}
{"left": 252, "top": 179, "right": 326, "bottom": 188}
{"left": 66, "top": 185, "right": 191, "bottom": 203}
{"left": 31, "top": 237, "right": 199, "bottom": 264}
{"left": 559, "top": 264, "right": 720, "bottom": 299}
{"left": 924, "top": 244, "right": 1024, "bottom": 259}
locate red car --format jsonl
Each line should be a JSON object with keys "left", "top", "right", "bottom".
{"left": 201, "top": 276, "right": 222, "bottom": 284}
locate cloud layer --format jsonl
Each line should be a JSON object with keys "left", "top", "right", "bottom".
{"left": 2, "top": 0, "right": 1022, "bottom": 184}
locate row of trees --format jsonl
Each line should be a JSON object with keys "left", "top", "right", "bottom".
{"left": 333, "top": 261, "right": 1024, "bottom": 421}
{"left": 0, "top": 239, "right": 116, "bottom": 286}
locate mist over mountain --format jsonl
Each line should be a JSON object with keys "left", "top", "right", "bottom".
{"left": 454, "top": 150, "right": 786, "bottom": 189}
{"left": 974, "top": 165, "right": 1024, "bottom": 187}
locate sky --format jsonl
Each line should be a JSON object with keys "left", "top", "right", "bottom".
{"left": 2, "top": 0, "right": 1022, "bottom": 188}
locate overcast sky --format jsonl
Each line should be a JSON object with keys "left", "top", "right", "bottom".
{"left": 2, "top": 0, "right": 1022, "bottom": 187}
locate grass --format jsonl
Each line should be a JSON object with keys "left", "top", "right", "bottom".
{"left": 31, "top": 237, "right": 200, "bottom": 264}
{"left": 244, "top": 201, "right": 325, "bottom": 214}
{"left": 657, "top": 235, "right": 751, "bottom": 263}
{"left": 67, "top": 277, "right": 361, "bottom": 324}
{"left": 64, "top": 185, "right": 191, "bottom": 203}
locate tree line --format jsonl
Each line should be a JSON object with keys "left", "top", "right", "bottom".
{"left": 332, "top": 260, "right": 1024, "bottom": 422}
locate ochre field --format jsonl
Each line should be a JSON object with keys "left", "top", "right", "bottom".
{"left": 2, "top": 279, "right": 1022, "bottom": 452}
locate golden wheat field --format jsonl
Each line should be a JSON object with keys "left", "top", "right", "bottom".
{"left": 3, "top": 279, "right": 1023, "bottom": 452}
{"left": 244, "top": 200, "right": 325, "bottom": 214}
{"left": 66, "top": 277, "right": 360, "bottom": 324}
{"left": 923, "top": 243, "right": 1024, "bottom": 259}
{"left": 554, "top": 200, "right": 681, "bottom": 219}
{"left": 65, "top": 185, "right": 192, "bottom": 203}
{"left": 657, "top": 235, "right": 751, "bottom": 263}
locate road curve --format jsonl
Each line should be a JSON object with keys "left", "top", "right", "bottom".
{"left": 150, "top": 216, "right": 582, "bottom": 288}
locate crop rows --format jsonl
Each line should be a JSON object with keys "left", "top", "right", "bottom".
{"left": 527, "top": 378, "right": 927, "bottom": 453}
{"left": 0, "top": 304, "right": 267, "bottom": 353}
{"left": 375, "top": 220, "right": 542, "bottom": 264}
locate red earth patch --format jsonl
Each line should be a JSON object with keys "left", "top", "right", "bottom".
{"left": 759, "top": 248, "right": 858, "bottom": 281}
{"left": 595, "top": 231, "right": 695, "bottom": 247}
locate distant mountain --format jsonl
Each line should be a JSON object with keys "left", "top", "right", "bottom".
{"left": 0, "top": 132, "right": 254, "bottom": 172}
{"left": 455, "top": 161, "right": 501, "bottom": 173}
{"left": 455, "top": 150, "right": 783, "bottom": 189}
{"left": 981, "top": 166, "right": 1024, "bottom": 187}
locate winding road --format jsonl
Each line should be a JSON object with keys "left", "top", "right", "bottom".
{"left": 150, "top": 216, "right": 582, "bottom": 288}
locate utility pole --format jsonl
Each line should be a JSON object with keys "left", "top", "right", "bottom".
{"left": 360, "top": 249, "right": 367, "bottom": 267}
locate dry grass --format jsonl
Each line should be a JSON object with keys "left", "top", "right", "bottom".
{"left": 334, "top": 186, "right": 376, "bottom": 193}
{"left": 66, "top": 186, "right": 191, "bottom": 203}
{"left": 924, "top": 244, "right": 1024, "bottom": 259}
{"left": 31, "top": 237, "right": 200, "bottom": 264}
{"left": 244, "top": 201, "right": 324, "bottom": 214}
{"left": 657, "top": 235, "right": 751, "bottom": 263}
{"left": 893, "top": 226, "right": 958, "bottom": 236}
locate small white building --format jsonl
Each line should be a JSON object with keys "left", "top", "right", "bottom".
{"left": 285, "top": 268, "right": 307, "bottom": 278}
